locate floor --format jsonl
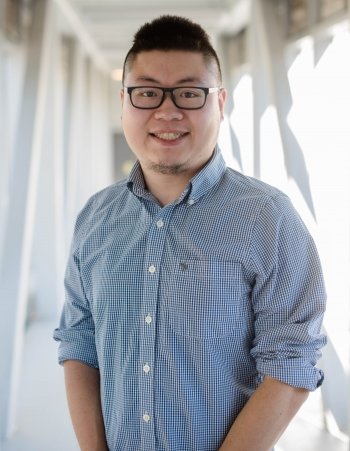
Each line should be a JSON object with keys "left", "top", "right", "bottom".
{"left": 2, "top": 321, "right": 349, "bottom": 451}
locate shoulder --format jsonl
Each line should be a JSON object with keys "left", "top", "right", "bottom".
{"left": 223, "top": 168, "right": 284, "bottom": 199}
{"left": 74, "top": 179, "right": 131, "bottom": 234}
{"left": 88, "top": 179, "right": 129, "bottom": 210}
{"left": 218, "top": 168, "right": 294, "bottom": 218}
{"left": 218, "top": 169, "right": 309, "bottom": 248}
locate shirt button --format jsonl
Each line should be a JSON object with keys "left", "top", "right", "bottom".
{"left": 145, "top": 315, "right": 152, "bottom": 324}
{"left": 143, "top": 364, "right": 151, "bottom": 374}
{"left": 187, "top": 199, "right": 195, "bottom": 205}
{"left": 156, "top": 219, "right": 164, "bottom": 228}
{"left": 148, "top": 265, "right": 156, "bottom": 274}
{"left": 143, "top": 413, "right": 150, "bottom": 423}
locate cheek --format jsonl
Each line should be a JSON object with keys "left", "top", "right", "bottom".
{"left": 196, "top": 109, "right": 221, "bottom": 136}
{"left": 122, "top": 109, "right": 145, "bottom": 137}
{"left": 123, "top": 106, "right": 153, "bottom": 126}
{"left": 122, "top": 111, "right": 151, "bottom": 155}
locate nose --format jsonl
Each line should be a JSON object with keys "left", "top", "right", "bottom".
{"left": 153, "top": 93, "right": 183, "bottom": 121}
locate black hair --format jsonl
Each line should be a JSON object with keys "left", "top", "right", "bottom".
{"left": 122, "top": 15, "right": 222, "bottom": 84}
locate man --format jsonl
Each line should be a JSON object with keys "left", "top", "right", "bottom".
{"left": 54, "top": 15, "right": 326, "bottom": 451}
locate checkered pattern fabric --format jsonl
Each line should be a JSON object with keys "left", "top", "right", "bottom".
{"left": 54, "top": 148, "right": 326, "bottom": 451}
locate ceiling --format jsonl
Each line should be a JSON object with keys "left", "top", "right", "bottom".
{"left": 66, "top": 0, "right": 250, "bottom": 72}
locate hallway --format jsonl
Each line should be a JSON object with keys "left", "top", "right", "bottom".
{"left": 1, "top": 1, "right": 350, "bottom": 449}
{"left": 2, "top": 321, "right": 78, "bottom": 451}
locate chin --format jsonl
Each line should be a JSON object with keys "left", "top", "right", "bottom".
{"left": 150, "top": 162, "right": 186, "bottom": 175}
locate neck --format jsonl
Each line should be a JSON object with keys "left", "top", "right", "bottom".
{"left": 143, "top": 170, "right": 192, "bottom": 207}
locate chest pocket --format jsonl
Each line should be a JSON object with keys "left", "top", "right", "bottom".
{"left": 165, "top": 259, "right": 249, "bottom": 339}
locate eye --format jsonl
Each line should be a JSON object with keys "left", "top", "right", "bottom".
{"left": 178, "top": 88, "right": 203, "bottom": 98}
{"left": 135, "top": 88, "right": 159, "bottom": 98}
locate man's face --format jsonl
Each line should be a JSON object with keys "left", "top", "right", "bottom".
{"left": 121, "top": 50, "right": 226, "bottom": 179}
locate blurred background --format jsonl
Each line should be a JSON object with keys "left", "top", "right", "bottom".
{"left": 0, "top": 0, "right": 349, "bottom": 450}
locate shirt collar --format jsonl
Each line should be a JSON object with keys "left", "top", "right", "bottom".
{"left": 127, "top": 146, "right": 226, "bottom": 205}
{"left": 127, "top": 160, "right": 147, "bottom": 198}
{"left": 187, "top": 147, "right": 226, "bottom": 204}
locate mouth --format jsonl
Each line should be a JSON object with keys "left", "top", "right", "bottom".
{"left": 150, "top": 131, "right": 189, "bottom": 142}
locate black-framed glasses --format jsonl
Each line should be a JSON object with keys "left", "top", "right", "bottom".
{"left": 125, "top": 86, "right": 222, "bottom": 110}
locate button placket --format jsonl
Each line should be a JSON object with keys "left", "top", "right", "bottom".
{"left": 156, "top": 219, "right": 164, "bottom": 228}
{"left": 139, "top": 208, "right": 173, "bottom": 449}
{"left": 148, "top": 264, "right": 156, "bottom": 274}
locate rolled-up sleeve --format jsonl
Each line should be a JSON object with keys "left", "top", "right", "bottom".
{"left": 53, "top": 199, "right": 98, "bottom": 368}
{"left": 250, "top": 193, "right": 327, "bottom": 391}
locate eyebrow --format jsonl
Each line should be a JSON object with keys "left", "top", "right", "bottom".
{"left": 133, "top": 76, "right": 205, "bottom": 85}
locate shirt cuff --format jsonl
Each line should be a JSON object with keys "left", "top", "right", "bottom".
{"left": 53, "top": 328, "right": 99, "bottom": 369}
{"left": 256, "top": 357, "right": 325, "bottom": 391}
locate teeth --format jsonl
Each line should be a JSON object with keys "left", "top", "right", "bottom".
{"left": 154, "top": 132, "right": 184, "bottom": 140}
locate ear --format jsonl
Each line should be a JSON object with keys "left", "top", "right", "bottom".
{"left": 120, "top": 88, "right": 124, "bottom": 105}
{"left": 218, "top": 88, "right": 227, "bottom": 121}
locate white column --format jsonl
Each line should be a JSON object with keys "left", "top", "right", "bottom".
{"left": 250, "top": 0, "right": 269, "bottom": 179}
{"left": 0, "top": 46, "right": 10, "bottom": 258}
{"left": 52, "top": 30, "right": 67, "bottom": 316}
{"left": 250, "top": 0, "right": 315, "bottom": 214}
{"left": 347, "top": 4, "right": 350, "bottom": 449}
{"left": 64, "top": 38, "right": 89, "bottom": 244}
{"left": 0, "top": 0, "right": 54, "bottom": 439}
{"left": 30, "top": 5, "right": 66, "bottom": 321}
{"left": 0, "top": 42, "right": 26, "bottom": 269}
{"left": 89, "top": 63, "right": 114, "bottom": 192}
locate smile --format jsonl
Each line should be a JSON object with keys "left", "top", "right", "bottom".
{"left": 151, "top": 132, "right": 188, "bottom": 141}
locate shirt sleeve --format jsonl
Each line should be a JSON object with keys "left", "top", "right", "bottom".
{"left": 250, "top": 193, "right": 327, "bottom": 391}
{"left": 53, "top": 198, "right": 99, "bottom": 368}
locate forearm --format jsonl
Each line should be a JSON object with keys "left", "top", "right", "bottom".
{"left": 64, "top": 360, "right": 108, "bottom": 451}
{"left": 219, "top": 376, "right": 309, "bottom": 451}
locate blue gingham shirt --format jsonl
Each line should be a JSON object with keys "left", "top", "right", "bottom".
{"left": 54, "top": 148, "right": 326, "bottom": 451}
